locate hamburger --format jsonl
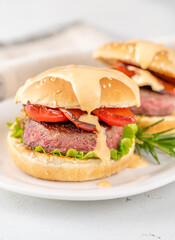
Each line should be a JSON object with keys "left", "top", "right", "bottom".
{"left": 94, "top": 40, "right": 175, "bottom": 133}
{"left": 7, "top": 65, "right": 140, "bottom": 181}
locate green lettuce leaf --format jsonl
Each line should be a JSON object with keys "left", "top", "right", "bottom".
{"left": 34, "top": 146, "right": 46, "bottom": 153}
{"left": 33, "top": 123, "right": 137, "bottom": 160}
{"left": 7, "top": 117, "right": 137, "bottom": 161}
{"left": 6, "top": 122, "right": 13, "bottom": 127}
{"left": 7, "top": 117, "right": 23, "bottom": 142}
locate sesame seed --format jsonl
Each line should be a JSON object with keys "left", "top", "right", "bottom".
{"left": 128, "top": 46, "right": 133, "bottom": 53}
{"left": 103, "top": 85, "right": 106, "bottom": 89}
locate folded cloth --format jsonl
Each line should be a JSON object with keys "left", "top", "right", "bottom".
{"left": 0, "top": 23, "right": 112, "bottom": 101}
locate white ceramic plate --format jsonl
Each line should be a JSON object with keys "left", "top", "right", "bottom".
{"left": 1, "top": 98, "right": 175, "bottom": 201}
{"left": 1, "top": 49, "right": 175, "bottom": 201}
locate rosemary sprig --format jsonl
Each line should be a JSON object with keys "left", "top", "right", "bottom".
{"left": 135, "top": 119, "right": 175, "bottom": 164}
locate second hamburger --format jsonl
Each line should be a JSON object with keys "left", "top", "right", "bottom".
{"left": 94, "top": 40, "right": 175, "bottom": 133}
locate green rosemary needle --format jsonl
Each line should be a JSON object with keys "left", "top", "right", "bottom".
{"left": 135, "top": 119, "right": 175, "bottom": 164}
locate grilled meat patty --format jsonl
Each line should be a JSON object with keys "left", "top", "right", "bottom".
{"left": 22, "top": 118, "right": 124, "bottom": 154}
{"left": 130, "top": 88, "right": 175, "bottom": 116}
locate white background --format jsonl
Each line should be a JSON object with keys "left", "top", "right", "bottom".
{"left": 0, "top": 0, "right": 175, "bottom": 42}
{"left": 0, "top": 0, "right": 175, "bottom": 239}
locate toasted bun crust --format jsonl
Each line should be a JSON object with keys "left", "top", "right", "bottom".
{"left": 15, "top": 65, "right": 140, "bottom": 109}
{"left": 136, "top": 115, "right": 175, "bottom": 133}
{"left": 7, "top": 132, "right": 135, "bottom": 182}
{"left": 94, "top": 40, "right": 175, "bottom": 80}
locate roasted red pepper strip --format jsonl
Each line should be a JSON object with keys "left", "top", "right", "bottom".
{"left": 115, "top": 62, "right": 136, "bottom": 78}
{"left": 26, "top": 104, "right": 86, "bottom": 122}
{"left": 26, "top": 104, "right": 68, "bottom": 122}
{"left": 68, "top": 109, "right": 85, "bottom": 119}
{"left": 59, "top": 108, "right": 97, "bottom": 132}
{"left": 115, "top": 61, "right": 175, "bottom": 95}
{"left": 26, "top": 103, "right": 135, "bottom": 129}
{"left": 155, "top": 76, "right": 175, "bottom": 96}
{"left": 93, "top": 108, "right": 136, "bottom": 126}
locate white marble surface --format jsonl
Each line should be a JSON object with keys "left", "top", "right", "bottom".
{"left": 0, "top": 183, "right": 175, "bottom": 240}
{"left": 0, "top": 0, "right": 175, "bottom": 239}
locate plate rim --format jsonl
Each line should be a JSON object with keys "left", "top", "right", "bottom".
{"left": 0, "top": 167, "right": 175, "bottom": 201}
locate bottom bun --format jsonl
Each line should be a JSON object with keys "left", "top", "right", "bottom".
{"left": 7, "top": 132, "right": 135, "bottom": 182}
{"left": 135, "top": 115, "right": 175, "bottom": 133}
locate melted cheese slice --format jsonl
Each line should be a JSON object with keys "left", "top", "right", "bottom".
{"left": 24, "top": 65, "right": 139, "bottom": 113}
{"left": 128, "top": 66, "right": 164, "bottom": 91}
{"left": 132, "top": 40, "right": 175, "bottom": 72}
{"left": 135, "top": 41, "right": 164, "bottom": 69}
{"left": 80, "top": 114, "right": 110, "bottom": 164}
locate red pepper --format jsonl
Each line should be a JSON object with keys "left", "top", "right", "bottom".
{"left": 93, "top": 108, "right": 136, "bottom": 126}
{"left": 114, "top": 62, "right": 136, "bottom": 78}
{"left": 59, "top": 108, "right": 97, "bottom": 131}
{"left": 26, "top": 104, "right": 68, "bottom": 122}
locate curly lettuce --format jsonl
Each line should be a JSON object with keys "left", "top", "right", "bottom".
{"left": 7, "top": 118, "right": 137, "bottom": 160}
{"left": 7, "top": 117, "right": 23, "bottom": 143}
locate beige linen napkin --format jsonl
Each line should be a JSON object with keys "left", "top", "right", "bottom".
{"left": 0, "top": 23, "right": 112, "bottom": 100}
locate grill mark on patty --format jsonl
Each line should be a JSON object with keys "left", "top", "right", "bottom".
{"left": 22, "top": 118, "right": 124, "bottom": 154}
{"left": 41, "top": 121, "right": 111, "bottom": 133}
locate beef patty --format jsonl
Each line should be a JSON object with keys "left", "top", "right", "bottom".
{"left": 130, "top": 88, "right": 175, "bottom": 116}
{"left": 22, "top": 118, "right": 124, "bottom": 154}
